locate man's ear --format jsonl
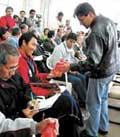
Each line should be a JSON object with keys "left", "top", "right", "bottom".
{"left": 22, "top": 40, "right": 26, "bottom": 47}
{"left": 88, "top": 11, "right": 95, "bottom": 18}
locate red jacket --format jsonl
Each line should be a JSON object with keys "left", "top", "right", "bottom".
{"left": 0, "top": 15, "right": 16, "bottom": 30}
{"left": 18, "top": 51, "right": 50, "bottom": 97}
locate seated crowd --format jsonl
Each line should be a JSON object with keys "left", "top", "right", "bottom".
{"left": 0, "top": 5, "right": 87, "bottom": 137}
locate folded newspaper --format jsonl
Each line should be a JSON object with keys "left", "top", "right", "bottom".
{"left": 37, "top": 86, "right": 66, "bottom": 111}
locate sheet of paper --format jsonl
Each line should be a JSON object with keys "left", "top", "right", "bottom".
{"left": 37, "top": 93, "right": 61, "bottom": 111}
{"left": 33, "top": 55, "right": 43, "bottom": 61}
{"left": 36, "top": 86, "right": 66, "bottom": 111}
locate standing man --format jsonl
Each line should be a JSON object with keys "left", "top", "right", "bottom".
{"left": 59, "top": 2, "right": 120, "bottom": 137}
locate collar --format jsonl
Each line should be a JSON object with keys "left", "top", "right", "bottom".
{"left": 90, "top": 16, "right": 97, "bottom": 28}
{"left": 63, "top": 41, "right": 74, "bottom": 54}
{"left": 19, "top": 49, "right": 33, "bottom": 61}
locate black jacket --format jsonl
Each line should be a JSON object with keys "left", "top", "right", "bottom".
{"left": 70, "top": 15, "right": 120, "bottom": 78}
{"left": 0, "top": 73, "right": 31, "bottom": 119}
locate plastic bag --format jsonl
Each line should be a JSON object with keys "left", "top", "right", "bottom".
{"left": 41, "top": 123, "right": 56, "bottom": 137}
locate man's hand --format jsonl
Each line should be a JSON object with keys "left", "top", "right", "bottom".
{"left": 36, "top": 118, "right": 59, "bottom": 135}
{"left": 22, "top": 107, "right": 38, "bottom": 118}
{"left": 57, "top": 61, "right": 70, "bottom": 73}
{"left": 22, "top": 99, "right": 39, "bottom": 118}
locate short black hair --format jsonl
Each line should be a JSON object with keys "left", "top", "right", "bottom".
{"left": 74, "top": 2, "right": 95, "bottom": 17}
{"left": 29, "top": 9, "right": 36, "bottom": 14}
{"left": 58, "top": 12, "right": 64, "bottom": 17}
{"left": 43, "top": 28, "right": 49, "bottom": 34}
{"left": 66, "top": 32, "right": 77, "bottom": 41}
{"left": 20, "top": 10, "right": 26, "bottom": 14}
{"left": 47, "top": 30, "right": 55, "bottom": 38}
{"left": 11, "top": 27, "right": 21, "bottom": 36}
{"left": 0, "top": 27, "right": 8, "bottom": 38}
{"left": 19, "top": 32, "right": 36, "bottom": 47}
{"left": 5, "top": 6, "right": 13, "bottom": 12}
{"left": 13, "top": 15, "right": 19, "bottom": 19}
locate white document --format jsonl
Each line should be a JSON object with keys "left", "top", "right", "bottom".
{"left": 37, "top": 86, "right": 66, "bottom": 111}
{"left": 37, "top": 93, "right": 61, "bottom": 111}
{"left": 33, "top": 55, "right": 43, "bottom": 61}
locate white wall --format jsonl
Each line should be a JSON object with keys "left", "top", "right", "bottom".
{"left": 0, "top": 0, "right": 24, "bottom": 16}
{"left": 48, "top": 0, "right": 120, "bottom": 31}
{"left": 0, "top": 0, "right": 120, "bottom": 31}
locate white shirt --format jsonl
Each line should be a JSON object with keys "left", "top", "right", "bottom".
{"left": 47, "top": 41, "right": 77, "bottom": 69}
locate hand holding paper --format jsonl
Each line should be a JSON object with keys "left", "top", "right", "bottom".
{"left": 49, "top": 59, "right": 70, "bottom": 77}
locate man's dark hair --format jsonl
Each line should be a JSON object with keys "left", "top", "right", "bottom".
{"left": 74, "top": 2, "right": 95, "bottom": 17}
{"left": 0, "top": 27, "right": 8, "bottom": 39}
{"left": 5, "top": 6, "right": 13, "bottom": 12}
{"left": 47, "top": 30, "right": 55, "bottom": 38}
{"left": 13, "top": 15, "right": 19, "bottom": 19}
{"left": 20, "top": 10, "right": 26, "bottom": 14}
{"left": 20, "top": 24, "right": 28, "bottom": 30}
{"left": 66, "top": 32, "right": 77, "bottom": 41}
{"left": 0, "top": 42, "right": 19, "bottom": 66}
{"left": 43, "top": 28, "right": 49, "bottom": 34}
{"left": 29, "top": 9, "right": 36, "bottom": 14}
{"left": 11, "top": 27, "right": 21, "bottom": 36}
{"left": 19, "top": 32, "right": 36, "bottom": 47}
{"left": 58, "top": 12, "right": 64, "bottom": 17}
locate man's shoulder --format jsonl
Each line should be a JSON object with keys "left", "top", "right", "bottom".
{"left": 92, "top": 15, "right": 114, "bottom": 36}
{"left": 54, "top": 43, "right": 64, "bottom": 51}
{"left": 0, "top": 16, "right": 6, "bottom": 21}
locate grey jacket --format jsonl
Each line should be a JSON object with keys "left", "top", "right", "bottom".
{"left": 70, "top": 15, "right": 120, "bottom": 78}
{"left": 0, "top": 112, "right": 37, "bottom": 137}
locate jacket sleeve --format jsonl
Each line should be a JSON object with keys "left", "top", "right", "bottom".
{"left": 35, "top": 63, "right": 48, "bottom": 81}
{"left": 0, "top": 17, "right": 6, "bottom": 27}
{"left": 0, "top": 112, "right": 37, "bottom": 135}
{"left": 70, "top": 33, "right": 104, "bottom": 73}
{"left": 18, "top": 57, "right": 31, "bottom": 83}
{"left": 18, "top": 57, "right": 49, "bottom": 97}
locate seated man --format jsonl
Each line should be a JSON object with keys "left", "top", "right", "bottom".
{"left": 47, "top": 32, "right": 87, "bottom": 106}
{"left": 17, "top": 32, "right": 84, "bottom": 136}
{"left": 0, "top": 43, "right": 58, "bottom": 137}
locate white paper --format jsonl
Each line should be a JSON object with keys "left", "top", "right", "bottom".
{"left": 33, "top": 55, "right": 43, "bottom": 61}
{"left": 37, "top": 93, "right": 61, "bottom": 111}
{"left": 36, "top": 86, "right": 66, "bottom": 111}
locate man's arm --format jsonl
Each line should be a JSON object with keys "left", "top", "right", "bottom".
{"left": 70, "top": 33, "right": 104, "bottom": 72}
{"left": 0, "top": 112, "right": 37, "bottom": 135}
{"left": 0, "top": 112, "right": 59, "bottom": 136}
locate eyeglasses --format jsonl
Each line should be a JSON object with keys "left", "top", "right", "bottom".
{"left": 4, "top": 64, "right": 18, "bottom": 73}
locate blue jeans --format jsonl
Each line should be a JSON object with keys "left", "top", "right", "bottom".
{"left": 86, "top": 75, "right": 114, "bottom": 137}
{"left": 68, "top": 73, "right": 87, "bottom": 103}
{"left": 54, "top": 73, "right": 87, "bottom": 104}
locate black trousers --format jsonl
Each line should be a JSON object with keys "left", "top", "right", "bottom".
{"left": 34, "top": 90, "right": 83, "bottom": 137}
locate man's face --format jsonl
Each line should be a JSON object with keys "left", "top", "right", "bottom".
{"left": 66, "top": 39, "right": 76, "bottom": 49}
{"left": 22, "top": 25, "right": 29, "bottom": 33}
{"left": 58, "top": 15, "right": 63, "bottom": 22}
{"left": 23, "top": 37, "right": 37, "bottom": 57}
{"left": 6, "top": 9, "right": 13, "bottom": 16}
{"left": 20, "top": 11, "right": 26, "bottom": 17}
{"left": 2, "top": 31, "right": 10, "bottom": 40}
{"left": 0, "top": 55, "right": 19, "bottom": 80}
{"left": 58, "top": 29, "right": 64, "bottom": 38}
{"left": 77, "top": 13, "right": 92, "bottom": 28}
{"left": 30, "top": 12, "right": 36, "bottom": 18}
